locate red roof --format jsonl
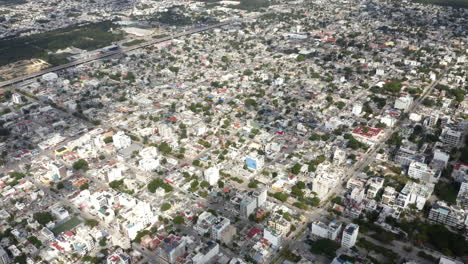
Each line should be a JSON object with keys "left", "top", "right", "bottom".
{"left": 247, "top": 228, "right": 261, "bottom": 238}
{"left": 352, "top": 126, "right": 382, "bottom": 138}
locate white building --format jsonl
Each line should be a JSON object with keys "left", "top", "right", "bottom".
{"left": 311, "top": 220, "right": 342, "bottom": 240}
{"left": 112, "top": 131, "right": 131, "bottom": 150}
{"left": 333, "top": 148, "right": 346, "bottom": 165}
{"left": 240, "top": 197, "right": 257, "bottom": 218}
{"left": 380, "top": 115, "right": 396, "bottom": 127}
{"left": 211, "top": 217, "right": 231, "bottom": 240}
{"left": 264, "top": 228, "right": 282, "bottom": 248}
{"left": 253, "top": 188, "right": 267, "bottom": 208}
{"left": 341, "top": 223, "right": 359, "bottom": 248}
{"left": 139, "top": 158, "right": 160, "bottom": 172}
{"left": 191, "top": 241, "right": 219, "bottom": 264}
{"left": 158, "top": 235, "right": 187, "bottom": 264}
{"left": 159, "top": 124, "right": 174, "bottom": 139}
{"left": 394, "top": 95, "right": 413, "bottom": 111}
{"left": 353, "top": 104, "right": 362, "bottom": 116}
{"left": 441, "top": 128, "right": 462, "bottom": 147}
{"left": 12, "top": 93, "right": 22, "bottom": 104}
{"left": 204, "top": 167, "right": 220, "bottom": 186}
{"left": 395, "top": 181, "right": 434, "bottom": 210}
{"left": 50, "top": 205, "right": 69, "bottom": 221}
{"left": 408, "top": 161, "right": 438, "bottom": 183}
{"left": 0, "top": 247, "right": 10, "bottom": 264}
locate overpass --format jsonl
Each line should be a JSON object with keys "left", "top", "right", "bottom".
{"left": 0, "top": 20, "right": 234, "bottom": 88}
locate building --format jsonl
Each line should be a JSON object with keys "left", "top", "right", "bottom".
{"left": 394, "top": 95, "right": 413, "bottom": 111}
{"left": 352, "top": 104, "right": 362, "bottom": 116}
{"left": 341, "top": 223, "right": 359, "bottom": 248}
{"left": 456, "top": 182, "right": 468, "bottom": 209}
{"left": 441, "top": 128, "right": 462, "bottom": 147}
{"left": 351, "top": 126, "right": 385, "bottom": 146}
{"left": 311, "top": 220, "right": 342, "bottom": 240}
{"left": 12, "top": 93, "right": 22, "bottom": 104}
{"left": 267, "top": 214, "right": 291, "bottom": 235}
{"left": 240, "top": 197, "right": 257, "bottom": 218}
{"left": 428, "top": 201, "right": 466, "bottom": 229}
{"left": 366, "top": 177, "right": 384, "bottom": 199}
{"left": 106, "top": 249, "right": 130, "bottom": 264}
{"left": 204, "top": 167, "right": 220, "bottom": 186}
{"left": 381, "top": 186, "right": 397, "bottom": 205}
{"left": 264, "top": 228, "right": 282, "bottom": 248}
{"left": 0, "top": 247, "right": 10, "bottom": 264}
{"left": 396, "top": 182, "right": 434, "bottom": 210}
{"left": 430, "top": 150, "right": 450, "bottom": 170}
{"left": 252, "top": 188, "right": 267, "bottom": 208}
{"left": 139, "top": 158, "right": 159, "bottom": 172}
{"left": 333, "top": 148, "right": 346, "bottom": 165}
{"left": 427, "top": 113, "right": 439, "bottom": 127}
{"left": 191, "top": 241, "right": 219, "bottom": 264}
{"left": 407, "top": 161, "right": 438, "bottom": 183}
{"left": 112, "top": 131, "right": 131, "bottom": 150}
{"left": 452, "top": 163, "right": 468, "bottom": 183}
{"left": 159, "top": 124, "right": 174, "bottom": 139}
{"left": 50, "top": 205, "right": 69, "bottom": 221}
{"left": 439, "top": 256, "right": 464, "bottom": 264}
{"left": 157, "top": 235, "right": 187, "bottom": 264}
{"left": 394, "top": 141, "right": 425, "bottom": 167}
{"left": 245, "top": 153, "right": 264, "bottom": 170}
{"left": 211, "top": 216, "right": 231, "bottom": 240}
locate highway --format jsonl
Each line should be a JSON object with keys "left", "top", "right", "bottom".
{"left": 0, "top": 20, "right": 235, "bottom": 88}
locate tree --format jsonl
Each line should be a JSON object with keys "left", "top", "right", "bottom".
{"left": 310, "top": 239, "right": 340, "bottom": 258}
{"left": 72, "top": 159, "right": 89, "bottom": 171}
{"left": 99, "top": 238, "right": 107, "bottom": 247}
{"left": 291, "top": 163, "right": 302, "bottom": 175}
{"left": 192, "top": 160, "right": 201, "bottom": 167}
{"left": 103, "top": 136, "right": 113, "bottom": 144}
{"left": 296, "top": 181, "right": 306, "bottom": 189}
{"left": 200, "top": 181, "right": 210, "bottom": 189}
{"left": 57, "top": 182, "right": 65, "bottom": 189}
{"left": 158, "top": 142, "right": 172, "bottom": 154}
{"left": 217, "top": 180, "right": 224, "bottom": 188}
{"left": 173, "top": 216, "right": 185, "bottom": 225}
{"left": 27, "top": 236, "right": 42, "bottom": 248}
{"left": 335, "top": 101, "right": 346, "bottom": 109}
{"left": 161, "top": 203, "right": 171, "bottom": 211}
{"left": 248, "top": 181, "right": 258, "bottom": 188}
{"left": 382, "top": 81, "right": 402, "bottom": 95}
{"left": 80, "top": 183, "right": 89, "bottom": 190}
{"left": 33, "top": 212, "right": 54, "bottom": 225}
{"left": 85, "top": 219, "right": 99, "bottom": 228}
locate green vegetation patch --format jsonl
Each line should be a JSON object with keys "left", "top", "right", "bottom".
{"left": 122, "top": 39, "right": 146, "bottom": 47}
{"left": 52, "top": 217, "right": 82, "bottom": 235}
{"left": 0, "top": 21, "right": 124, "bottom": 66}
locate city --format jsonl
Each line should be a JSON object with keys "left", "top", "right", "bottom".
{"left": 0, "top": 0, "right": 467, "bottom": 264}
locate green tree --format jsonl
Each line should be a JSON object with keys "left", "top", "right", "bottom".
{"left": 33, "top": 212, "right": 54, "bottom": 225}
{"left": 84, "top": 219, "right": 99, "bottom": 228}
{"left": 158, "top": 142, "right": 172, "bottom": 154}
{"left": 291, "top": 163, "right": 302, "bottom": 174}
{"left": 173, "top": 216, "right": 185, "bottom": 225}
{"left": 80, "top": 183, "right": 89, "bottom": 190}
{"left": 161, "top": 203, "right": 171, "bottom": 211}
{"left": 72, "top": 159, "right": 89, "bottom": 171}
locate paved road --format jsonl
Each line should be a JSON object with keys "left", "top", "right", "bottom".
{"left": 0, "top": 20, "right": 236, "bottom": 88}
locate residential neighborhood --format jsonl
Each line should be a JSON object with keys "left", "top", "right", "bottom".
{"left": 0, "top": 0, "right": 467, "bottom": 264}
